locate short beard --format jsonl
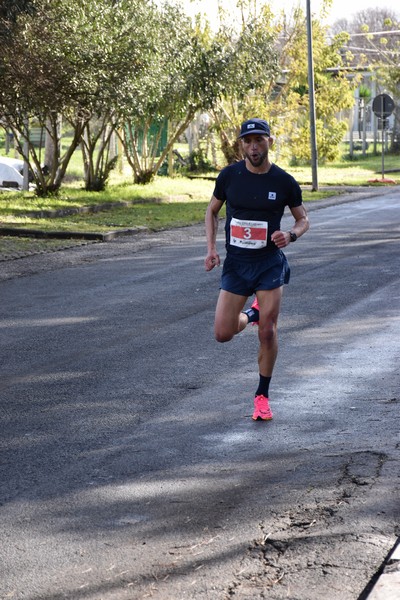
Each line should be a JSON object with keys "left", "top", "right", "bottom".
{"left": 244, "top": 149, "right": 269, "bottom": 167}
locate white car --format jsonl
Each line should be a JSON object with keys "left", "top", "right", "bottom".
{"left": 0, "top": 156, "right": 24, "bottom": 188}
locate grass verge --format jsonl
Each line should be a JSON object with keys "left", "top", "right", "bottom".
{"left": 0, "top": 173, "right": 354, "bottom": 235}
{"left": 0, "top": 150, "right": 398, "bottom": 259}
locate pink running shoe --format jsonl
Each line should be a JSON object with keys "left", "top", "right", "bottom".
{"left": 252, "top": 394, "right": 273, "bottom": 421}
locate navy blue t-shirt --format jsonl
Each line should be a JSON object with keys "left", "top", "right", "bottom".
{"left": 213, "top": 161, "right": 302, "bottom": 257}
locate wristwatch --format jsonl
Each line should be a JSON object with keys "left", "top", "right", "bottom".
{"left": 289, "top": 231, "right": 297, "bottom": 242}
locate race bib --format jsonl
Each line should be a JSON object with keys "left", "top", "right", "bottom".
{"left": 230, "top": 217, "right": 268, "bottom": 250}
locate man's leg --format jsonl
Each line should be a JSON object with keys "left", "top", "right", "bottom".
{"left": 251, "top": 287, "right": 283, "bottom": 420}
{"left": 214, "top": 290, "right": 248, "bottom": 343}
{"left": 256, "top": 287, "right": 283, "bottom": 377}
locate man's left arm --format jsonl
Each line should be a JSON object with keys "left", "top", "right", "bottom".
{"left": 271, "top": 205, "right": 309, "bottom": 249}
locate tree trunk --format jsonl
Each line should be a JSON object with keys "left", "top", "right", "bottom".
{"left": 44, "top": 115, "right": 61, "bottom": 174}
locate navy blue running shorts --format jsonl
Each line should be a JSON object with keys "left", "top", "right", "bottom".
{"left": 221, "top": 251, "right": 290, "bottom": 296}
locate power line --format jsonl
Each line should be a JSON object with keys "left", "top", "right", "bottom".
{"left": 344, "top": 46, "right": 398, "bottom": 55}
{"left": 340, "top": 29, "right": 400, "bottom": 37}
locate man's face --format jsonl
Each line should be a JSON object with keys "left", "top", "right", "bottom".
{"left": 241, "top": 134, "right": 272, "bottom": 167}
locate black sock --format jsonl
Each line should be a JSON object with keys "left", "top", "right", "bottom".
{"left": 242, "top": 307, "right": 259, "bottom": 323}
{"left": 255, "top": 375, "right": 271, "bottom": 398}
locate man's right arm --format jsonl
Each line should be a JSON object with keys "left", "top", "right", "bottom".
{"left": 205, "top": 195, "right": 224, "bottom": 271}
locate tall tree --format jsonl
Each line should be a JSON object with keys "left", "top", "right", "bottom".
{"left": 274, "top": 8, "right": 356, "bottom": 164}
{"left": 210, "top": 2, "right": 281, "bottom": 164}
{"left": 71, "top": 0, "right": 156, "bottom": 190}
{"left": 1, "top": 0, "right": 94, "bottom": 194}
{"left": 209, "top": 1, "right": 356, "bottom": 166}
{"left": 116, "top": 3, "right": 235, "bottom": 183}
{"left": 330, "top": 8, "right": 400, "bottom": 152}
{"left": 0, "top": 0, "right": 157, "bottom": 194}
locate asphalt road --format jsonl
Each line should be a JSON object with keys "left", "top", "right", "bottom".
{"left": 0, "top": 188, "right": 399, "bottom": 600}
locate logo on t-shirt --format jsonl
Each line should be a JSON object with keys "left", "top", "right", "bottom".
{"left": 268, "top": 192, "right": 277, "bottom": 200}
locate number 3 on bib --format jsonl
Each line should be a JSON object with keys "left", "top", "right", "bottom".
{"left": 230, "top": 217, "right": 268, "bottom": 249}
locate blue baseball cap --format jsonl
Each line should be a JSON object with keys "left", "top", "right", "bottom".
{"left": 238, "top": 118, "right": 270, "bottom": 138}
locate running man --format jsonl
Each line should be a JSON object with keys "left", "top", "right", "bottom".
{"left": 205, "top": 118, "right": 309, "bottom": 421}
